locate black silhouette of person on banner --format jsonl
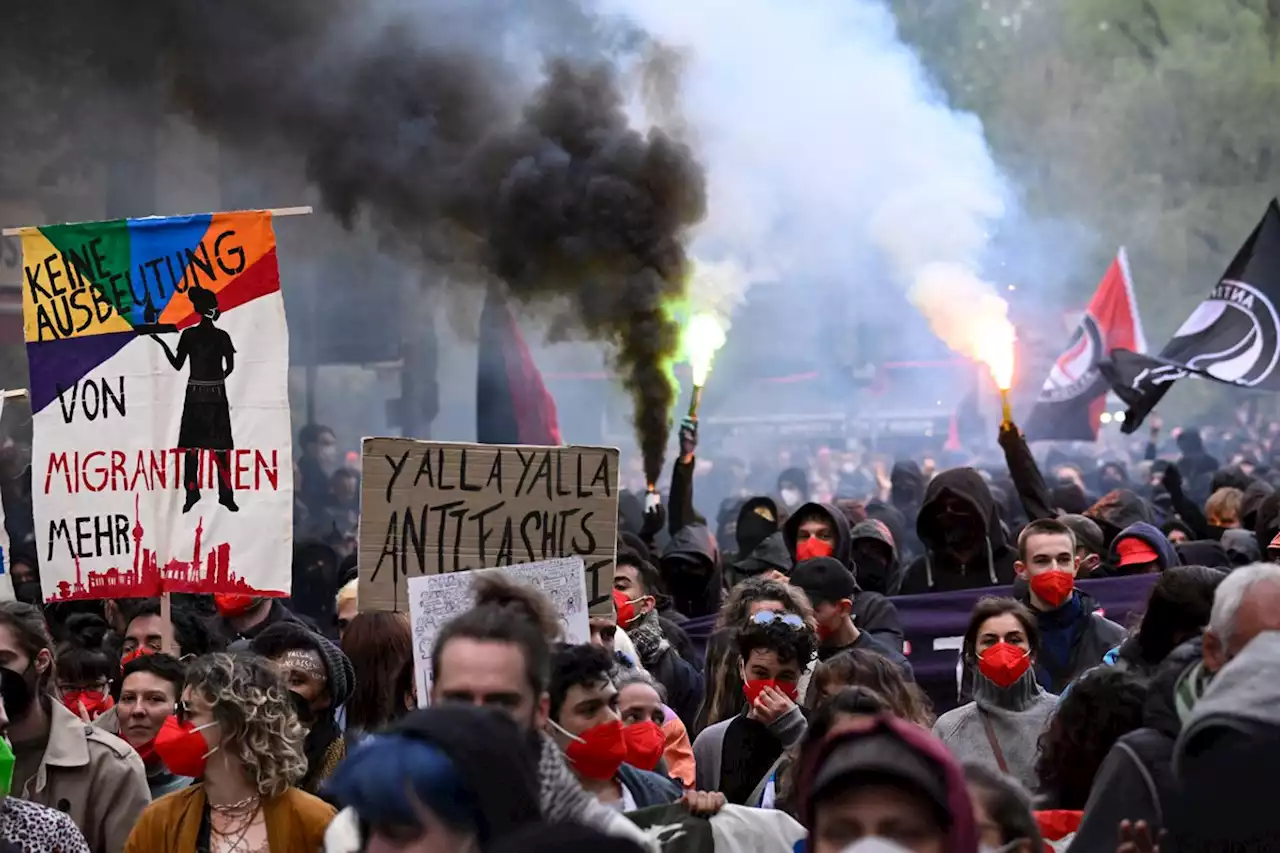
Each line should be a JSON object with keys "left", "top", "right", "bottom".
{"left": 151, "top": 285, "right": 238, "bottom": 513}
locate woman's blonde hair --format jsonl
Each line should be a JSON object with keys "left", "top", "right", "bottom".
{"left": 1206, "top": 487, "right": 1244, "bottom": 527}
{"left": 185, "top": 652, "right": 307, "bottom": 798}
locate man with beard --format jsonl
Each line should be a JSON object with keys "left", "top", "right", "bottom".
{"left": 899, "top": 468, "right": 1018, "bottom": 594}
{"left": 0, "top": 602, "right": 148, "bottom": 853}
{"left": 428, "top": 580, "right": 651, "bottom": 845}
{"left": 250, "top": 622, "right": 354, "bottom": 795}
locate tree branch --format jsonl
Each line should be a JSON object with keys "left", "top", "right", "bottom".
{"left": 1141, "top": 0, "right": 1171, "bottom": 47}
{"left": 1115, "top": 20, "right": 1157, "bottom": 64}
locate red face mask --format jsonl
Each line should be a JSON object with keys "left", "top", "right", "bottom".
{"left": 62, "top": 691, "right": 113, "bottom": 720}
{"left": 977, "top": 642, "right": 1032, "bottom": 689}
{"left": 622, "top": 721, "right": 666, "bottom": 771}
{"left": 214, "top": 594, "right": 257, "bottom": 618}
{"left": 1029, "top": 570, "right": 1075, "bottom": 609}
{"left": 796, "top": 537, "right": 834, "bottom": 562}
{"left": 612, "top": 588, "right": 637, "bottom": 628}
{"left": 132, "top": 735, "right": 159, "bottom": 765}
{"left": 558, "top": 719, "right": 628, "bottom": 780}
{"left": 153, "top": 715, "right": 219, "bottom": 778}
{"left": 743, "top": 678, "right": 799, "bottom": 704}
{"left": 120, "top": 647, "right": 155, "bottom": 668}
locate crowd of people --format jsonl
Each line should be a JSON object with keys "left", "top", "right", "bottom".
{"left": 0, "top": 408, "right": 1278, "bottom": 851}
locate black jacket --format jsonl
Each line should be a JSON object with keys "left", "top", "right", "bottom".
{"left": 725, "top": 531, "right": 792, "bottom": 588}
{"left": 647, "top": 643, "right": 704, "bottom": 731}
{"left": 1066, "top": 638, "right": 1202, "bottom": 853}
{"left": 997, "top": 425, "right": 1055, "bottom": 522}
{"left": 899, "top": 468, "right": 1018, "bottom": 594}
{"left": 818, "top": 628, "right": 914, "bottom": 680}
{"left": 1083, "top": 489, "right": 1154, "bottom": 552}
{"left": 660, "top": 524, "right": 722, "bottom": 619}
{"left": 782, "top": 502, "right": 904, "bottom": 651}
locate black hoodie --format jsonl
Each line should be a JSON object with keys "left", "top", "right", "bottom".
{"left": 1067, "top": 638, "right": 1203, "bottom": 852}
{"left": 389, "top": 706, "right": 542, "bottom": 845}
{"left": 899, "top": 468, "right": 1017, "bottom": 594}
{"left": 783, "top": 501, "right": 904, "bottom": 653}
{"left": 1083, "top": 489, "right": 1155, "bottom": 551}
{"left": 660, "top": 523, "right": 722, "bottom": 619}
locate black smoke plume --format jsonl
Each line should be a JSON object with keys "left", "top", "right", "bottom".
{"left": 6, "top": 1, "right": 705, "bottom": 484}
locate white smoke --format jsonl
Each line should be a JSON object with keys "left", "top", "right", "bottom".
{"left": 603, "top": 0, "right": 1016, "bottom": 369}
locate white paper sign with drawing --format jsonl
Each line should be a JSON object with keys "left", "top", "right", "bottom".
{"left": 406, "top": 555, "right": 589, "bottom": 707}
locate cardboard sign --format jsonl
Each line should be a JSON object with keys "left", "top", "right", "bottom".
{"left": 407, "top": 556, "right": 590, "bottom": 706}
{"left": 360, "top": 438, "right": 619, "bottom": 613}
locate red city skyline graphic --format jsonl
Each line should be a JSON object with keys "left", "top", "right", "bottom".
{"left": 48, "top": 495, "right": 277, "bottom": 601}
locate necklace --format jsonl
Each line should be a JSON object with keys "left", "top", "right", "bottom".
{"left": 212, "top": 801, "right": 263, "bottom": 853}
{"left": 210, "top": 794, "right": 260, "bottom": 815}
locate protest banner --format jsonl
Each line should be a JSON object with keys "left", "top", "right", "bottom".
{"left": 360, "top": 438, "right": 619, "bottom": 614}
{"left": 18, "top": 211, "right": 296, "bottom": 601}
{"left": 679, "top": 573, "right": 1159, "bottom": 714}
{"left": 0, "top": 393, "right": 13, "bottom": 602}
{"left": 406, "top": 555, "right": 589, "bottom": 705}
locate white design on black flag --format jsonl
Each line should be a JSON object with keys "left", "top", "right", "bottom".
{"left": 1106, "top": 200, "right": 1280, "bottom": 433}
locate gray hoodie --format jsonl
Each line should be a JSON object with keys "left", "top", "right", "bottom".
{"left": 1174, "top": 630, "right": 1280, "bottom": 779}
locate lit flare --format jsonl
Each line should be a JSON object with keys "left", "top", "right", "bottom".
{"left": 683, "top": 312, "right": 727, "bottom": 387}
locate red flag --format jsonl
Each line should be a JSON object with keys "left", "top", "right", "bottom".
{"left": 476, "top": 287, "right": 563, "bottom": 445}
{"left": 1024, "top": 248, "right": 1146, "bottom": 441}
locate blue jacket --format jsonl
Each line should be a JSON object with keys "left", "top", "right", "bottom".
{"left": 1108, "top": 522, "right": 1180, "bottom": 573}
{"left": 617, "top": 763, "right": 682, "bottom": 809}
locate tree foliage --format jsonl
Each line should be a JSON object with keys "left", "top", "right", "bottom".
{"left": 890, "top": 0, "right": 1280, "bottom": 419}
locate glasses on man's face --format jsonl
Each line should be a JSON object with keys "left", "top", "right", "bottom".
{"left": 748, "top": 610, "right": 805, "bottom": 629}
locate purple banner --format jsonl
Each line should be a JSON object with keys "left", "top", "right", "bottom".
{"left": 679, "top": 574, "right": 1158, "bottom": 714}
{"left": 896, "top": 574, "right": 1157, "bottom": 712}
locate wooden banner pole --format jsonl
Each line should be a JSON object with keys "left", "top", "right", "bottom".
{"left": 160, "top": 591, "right": 174, "bottom": 656}
{"left": 2, "top": 205, "right": 313, "bottom": 237}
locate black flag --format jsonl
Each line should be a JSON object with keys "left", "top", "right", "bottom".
{"left": 1107, "top": 200, "right": 1280, "bottom": 433}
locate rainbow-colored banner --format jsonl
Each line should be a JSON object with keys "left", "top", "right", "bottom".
{"left": 20, "top": 211, "right": 292, "bottom": 601}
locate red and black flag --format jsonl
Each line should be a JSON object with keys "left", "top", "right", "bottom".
{"left": 1024, "top": 248, "right": 1146, "bottom": 441}
{"left": 1104, "top": 201, "right": 1280, "bottom": 433}
{"left": 476, "top": 286, "right": 562, "bottom": 446}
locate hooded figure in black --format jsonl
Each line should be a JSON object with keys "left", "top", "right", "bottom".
{"left": 1175, "top": 428, "right": 1219, "bottom": 503}
{"left": 782, "top": 501, "right": 903, "bottom": 653}
{"left": 847, "top": 520, "right": 902, "bottom": 596}
{"left": 888, "top": 461, "right": 927, "bottom": 560}
{"left": 725, "top": 496, "right": 792, "bottom": 588}
{"left": 659, "top": 524, "right": 722, "bottom": 619}
{"left": 1082, "top": 489, "right": 1156, "bottom": 552}
{"left": 898, "top": 468, "right": 1017, "bottom": 594}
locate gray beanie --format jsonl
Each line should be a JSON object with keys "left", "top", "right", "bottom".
{"left": 250, "top": 622, "right": 357, "bottom": 707}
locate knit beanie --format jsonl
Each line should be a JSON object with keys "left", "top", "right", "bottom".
{"left": 250, "top": 622, "right": 356, "bottom": 707}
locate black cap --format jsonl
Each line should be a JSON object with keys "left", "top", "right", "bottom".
{"left": 789, "top": 557, "right": 857, "bottom": 605}
{"left": 810, "top": 730, "right": 950, "bottom": 824}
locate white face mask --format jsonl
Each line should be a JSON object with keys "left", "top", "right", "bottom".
{"left": 780, "top": 487, "right": 802, "bottom": 507}
{"left": 840, "top": 840, "right": 912, "bottom": 853}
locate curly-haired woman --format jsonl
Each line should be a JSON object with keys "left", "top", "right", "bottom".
{"left": 1034, "top": 667, "right": 1148, "bottom": 810}
{"left": 694, "top": 577, "right": 818, "bottom": 734}
{"left": 124, "top": 653, "right": 335, "bottom": 853}
{"left": 804, "top": 647, "right": 935, "bottom": 728}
